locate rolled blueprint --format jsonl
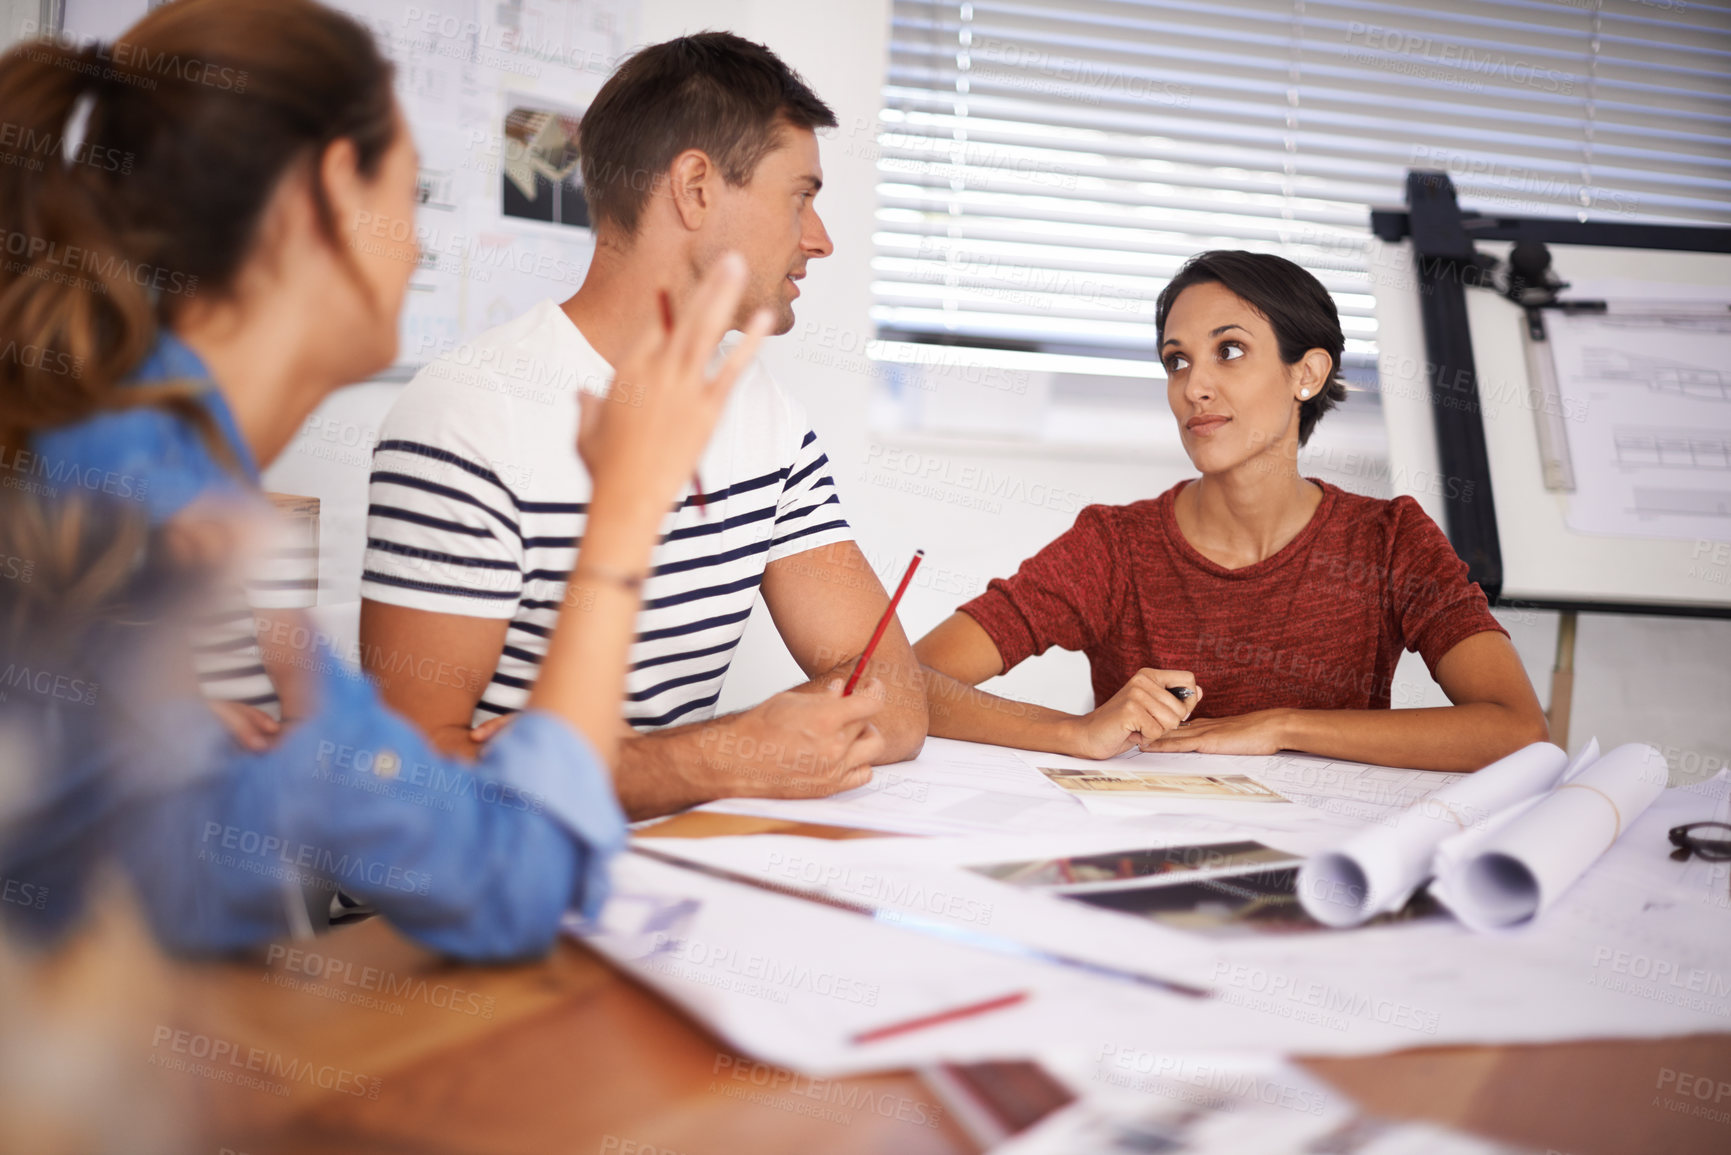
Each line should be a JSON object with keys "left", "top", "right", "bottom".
{"left": 1296, "top": 742, "right": 1568, "bottom": 928}
{"left": 1434, "top": 743, "right": 1669, "bottom": 931}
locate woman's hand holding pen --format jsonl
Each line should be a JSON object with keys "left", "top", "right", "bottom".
{"left": 1059, "top": 667, "right": 1201, "bottom": 758}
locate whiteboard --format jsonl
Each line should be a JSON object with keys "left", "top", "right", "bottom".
{"left": 1372, "top": 237, "right": 1731, "bottom": 613}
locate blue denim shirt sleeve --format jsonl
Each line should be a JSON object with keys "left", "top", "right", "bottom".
{"left": 30, "top": 407, "right": 250, "bottom": 524}
{"left": 473, "top": 710, "right": 629, "bottom": 920}
{"left": 123, "top": 651, "right": 627, "bottom": 961}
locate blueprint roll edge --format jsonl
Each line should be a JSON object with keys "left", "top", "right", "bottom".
{"left": 1435, "top": 743, "right": 1670, "bottom": 932}
{"left": 1296, "top": 742, "right": 1569, "bottom": 929}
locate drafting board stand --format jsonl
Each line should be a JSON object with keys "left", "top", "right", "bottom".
{"left": 1371, "top": 173, "right": 1731, "bottom": 745}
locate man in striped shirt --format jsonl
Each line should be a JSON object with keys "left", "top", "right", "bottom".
{"left": 358, "top": 34, "right": 928, "bottom": 817}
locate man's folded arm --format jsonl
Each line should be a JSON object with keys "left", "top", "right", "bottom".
{"left": 359, "top": 599, "right": 510, "bottom": 758}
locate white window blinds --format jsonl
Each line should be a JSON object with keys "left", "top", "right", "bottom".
{"left": 872, "top": 0, "right": 1731, "bottom": 379}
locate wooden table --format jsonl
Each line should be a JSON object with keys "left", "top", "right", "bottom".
{"left": 116, "top": 815, "right": 1731, "bottom": 1154}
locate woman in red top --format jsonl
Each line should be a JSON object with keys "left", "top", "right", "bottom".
{"left": 915, "top": 251, "right": 1547, "bottom": 772}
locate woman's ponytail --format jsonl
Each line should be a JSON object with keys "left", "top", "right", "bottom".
{"left": 0, "top": 0, "right": 398, "bottom": 457}
{"left": 0, "top": 37, "right": 155, "bottom": 455}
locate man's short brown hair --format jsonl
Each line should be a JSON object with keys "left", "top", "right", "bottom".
{"left": 579, "top": 32, "right": 837, "bottom": 236}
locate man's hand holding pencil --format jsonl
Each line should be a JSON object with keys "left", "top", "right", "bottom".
{"left": 676, "top": 549, "right": 924, "bottom": 799}
{"left": 688, "top": 681, "right": 887, "bottom": 798}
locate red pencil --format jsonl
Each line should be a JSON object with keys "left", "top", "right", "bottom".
{"left": 658, "top": 288, "right": 707, "bottom": 517}
{"left": 841, "top": 549, "right": 923, "bottom": 697}
{"left": 850, "top": 990, "right": 1028, "bottom": 1045}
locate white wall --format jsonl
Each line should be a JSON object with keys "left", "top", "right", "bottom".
{"left": 256, "top": 0, "right": 1730, "bottom": 782}
{"left": 0, "top": 0, "right": 42, "bottom": 45}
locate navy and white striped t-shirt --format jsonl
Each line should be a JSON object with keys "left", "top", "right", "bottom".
{"left": 360, "top": 299, "right": 853, "bottom": 730}
{"left": 194, "top": 496, "right": 320, "bottom": 715}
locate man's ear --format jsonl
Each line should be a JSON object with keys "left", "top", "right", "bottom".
{"left": 667, "top": 148, "right": 715, "bottom": 231}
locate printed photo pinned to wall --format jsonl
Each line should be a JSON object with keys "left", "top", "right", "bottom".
{"left": 501, "top": 98, "right": 589, "bottom": 230}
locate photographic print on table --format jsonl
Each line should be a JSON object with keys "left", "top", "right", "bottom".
{"left": 502, "top": 100, "right": 589, "bottom": 230}
{"left": 969, "top": 841, "right": 1443, "bottom": 939}
{"left": 971, "top": 840, "right": 1300, "bottom": 889}
{"left": 1068, "top": 866, "right": 1444, "bottom": 939}
{"left": 1037, "top": 766, "right": 1288, "bottom": 801}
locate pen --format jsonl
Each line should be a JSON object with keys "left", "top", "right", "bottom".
{"left": 841, "top": 549, "right": 923, "bottom": 697}
{"left": 851, "top": 990, "right": 1029, "bottom": 1045}
{"left": 1169, "top": 686, "right": 1194, "bottom": 701}
{"left": 658, "top": 289, "right": 707, "bottom": 517}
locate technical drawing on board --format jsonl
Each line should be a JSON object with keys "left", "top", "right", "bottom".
{"left": 1543, "top": 296, "right": 1731, "bottom": 541}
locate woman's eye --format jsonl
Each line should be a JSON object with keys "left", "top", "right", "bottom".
{"left": 1165, "top": 353, "right": 1189, "bottom": 372}
{"left": 1220, "top": 343, "right": 1245, "bottom": 362}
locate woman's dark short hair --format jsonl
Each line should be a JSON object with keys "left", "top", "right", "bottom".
{"left": 579, "top": 32, "right": 836, "bottom": 236}
{"left": 1154, "top": 251, "right": 1348, "bottom": 447}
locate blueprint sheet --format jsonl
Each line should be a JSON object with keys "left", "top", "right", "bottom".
{"left": 1546, "top": 289, "right": 1731, "bottom": 542}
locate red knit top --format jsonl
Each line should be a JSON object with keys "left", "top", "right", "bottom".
{"left": 959, "top": 480, "right": 1506, "bottom": 717}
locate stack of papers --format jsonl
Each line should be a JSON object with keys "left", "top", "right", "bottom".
{"left": 574, "top": 740, "right": 1731, "bottom": 1083}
